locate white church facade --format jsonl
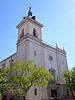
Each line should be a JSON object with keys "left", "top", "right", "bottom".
{"left": 0, "top": 7, "right": 68, "bottom": 100}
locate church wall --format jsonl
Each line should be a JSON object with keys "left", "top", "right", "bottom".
{"left": 17, "top": 40, "right": 26, "bottom": 60}
{"left": 26, "top": 37, "right": 68, "bottom": 83}
{"left": 43, "top": 46, "right": 68, "bottom": 83}
{"left": 0, "top": 53, "right": 16, "bottom": 68}
{"left": 29, "top": 41, "right": 41, "bottom": 66}
{"left": 28, "top": 39, "right": 46, "bottom": 68}
{"left": 56, "top": 51, "right": 68, "bottom": 83}
{"left": 44, "top": 47, "right": 58, "bottom": 81}
{"left": 28, "top": 86, "right": 44, "bottom": 100}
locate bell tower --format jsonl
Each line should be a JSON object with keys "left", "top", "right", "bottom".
{"left": 16, "top": 7, "right": 44, "bottom": 60}
{"left": 16, "top": 6, "right": 44, "bottom": 41}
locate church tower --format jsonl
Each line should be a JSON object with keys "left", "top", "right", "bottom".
{"left": 16, "top": 7, "right": 47, "bottom": 100}
{"left": 16, "top": 7, "right": 44, "bottom": 61}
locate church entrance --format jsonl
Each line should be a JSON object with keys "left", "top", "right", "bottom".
{"left": 47, "top": 82, "right": 60, "bottom": 100}
{"left": 51, "top": 89, "right": 57, "bottom": 100}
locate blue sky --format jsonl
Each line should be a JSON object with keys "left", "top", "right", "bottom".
{"left": 0, "top": 0, "right": 75, "bottom": 69}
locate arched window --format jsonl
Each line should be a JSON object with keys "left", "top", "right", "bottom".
{"left": 33, "top": 28, "right": 38, "bottom": 38}
{"left": 20, "top": 28, "right": 24, "bottom": 39}
{"left": 49, "top": 55, "right": 53, "bottom": 61}
{"left": 49, "top": 68, "right": 56, "bottom": 80}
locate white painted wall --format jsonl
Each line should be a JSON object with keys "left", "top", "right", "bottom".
{"left": 56, "top": 52, "right": 68, "bottom": 82}
{"left": 17, "top": 40, "right": 26, "bottom": 60}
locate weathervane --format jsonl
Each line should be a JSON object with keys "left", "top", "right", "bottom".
{"left": 28, "top": 5, "right": 32, "bottom": 17}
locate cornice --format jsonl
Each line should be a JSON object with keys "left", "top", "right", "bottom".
{"left": 16, "top": 17, "right": 44, "bottom": 28}
{"left": 17, "top": 33, "right": 66, "bottom": 55}
{"left": 0, "top": 53, "right": 16, "bottom": 63}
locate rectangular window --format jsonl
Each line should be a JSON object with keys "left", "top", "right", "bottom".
{"left": 34, "top": 88, "right": 37, "bottom": 95}
{"left": 34, "top": 50, "right": 36, "bottom": 56}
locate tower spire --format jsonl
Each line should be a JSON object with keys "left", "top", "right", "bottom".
{"left": 28, "top": 6, "right": 32, "bottom": 17}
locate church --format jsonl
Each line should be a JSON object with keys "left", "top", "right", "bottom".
{"left": 0, "top": 7, "right": 68, "bottom": 100}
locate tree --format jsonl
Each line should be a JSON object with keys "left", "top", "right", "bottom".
{"left": 0, "top": 71, "right": 6, "bottom": 100}
{"left": 63, "top": 67, "right": 75, "bottom": 99}
{"left": 3, "top": 60, "right": 54, "bottom": 100}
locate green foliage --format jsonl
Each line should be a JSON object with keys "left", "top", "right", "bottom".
{"left": 63, "top": 67, "right": 75, "bottom": 98}
{"left": 2, "top": 60, "right": 54, "bottom": 97}
{"left": 0, "top": 72, "right": 5, "bottom": 84}
{"left": 64, "top": 67, "right": 75, "bottom": 90}
{"left": 0, "top": 71, "right": 6, "bottom": 100}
